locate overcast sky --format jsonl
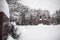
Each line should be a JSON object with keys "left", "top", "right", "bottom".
{"left": 22, "top": 0, "right": 60, "bottom": 15}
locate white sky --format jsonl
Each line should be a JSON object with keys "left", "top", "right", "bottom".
{"left": 22, "top": 0, "right": 60, "bottom": 15}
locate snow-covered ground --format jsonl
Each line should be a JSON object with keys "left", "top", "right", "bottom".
{"left": 7, "top": 24, "right": 60, "bottom": 40}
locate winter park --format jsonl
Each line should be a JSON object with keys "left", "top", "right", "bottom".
{"left": 0, "top": 0, "right": 60, "bottom": 40}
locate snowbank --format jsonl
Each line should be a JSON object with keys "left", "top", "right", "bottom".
{"left": 7, "top": 25, "right": 60, "bottom": 40}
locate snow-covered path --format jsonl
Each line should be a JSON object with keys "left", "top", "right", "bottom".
{"left": 7, "top": 24, "right": 60, "bottom": 40}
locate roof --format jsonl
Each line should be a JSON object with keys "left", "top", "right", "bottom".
{"left": 0, "top": 0, "right": 10, "bottom": 18}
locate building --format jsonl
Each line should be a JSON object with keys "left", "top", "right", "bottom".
{"left": 0, "top": 0, "right": 10, "bottom": 40}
